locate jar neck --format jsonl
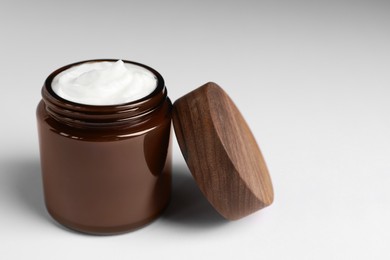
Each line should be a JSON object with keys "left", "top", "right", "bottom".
{"left": 42, "top": 59, "right": 167, "bottom": 129}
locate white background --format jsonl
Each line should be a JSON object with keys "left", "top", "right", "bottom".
{"left": 0, "top": 0, "right": 389, "bottom": 259}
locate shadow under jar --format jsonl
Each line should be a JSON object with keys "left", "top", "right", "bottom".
{"left": 36, "top": 59, "right": 172, "bottom": 234}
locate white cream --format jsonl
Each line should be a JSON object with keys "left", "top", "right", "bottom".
{"left": 52, "top": 60, "right": 157, "bottom": 105}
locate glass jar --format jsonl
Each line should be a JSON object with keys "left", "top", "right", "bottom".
{"left": 36, "top": 59, "right": 172, "bottom": 234}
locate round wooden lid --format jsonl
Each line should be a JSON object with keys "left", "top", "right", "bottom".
{"left": 172, "top": 82, "right": 274, "bottom": 220}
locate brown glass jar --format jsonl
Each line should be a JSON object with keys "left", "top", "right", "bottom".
{"left": 36, "top": 59, "right": 172, "bottom": 234}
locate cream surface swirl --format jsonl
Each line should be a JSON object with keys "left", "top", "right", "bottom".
{"left": 52, "top": 60, "right": 157, "bottom": 105}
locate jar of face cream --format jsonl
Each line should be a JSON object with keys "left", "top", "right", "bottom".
{"left": 37, "top": 59, "right": 274, "bottom": 235}
{"left": 37, "top": 59, "right": 172, "bottom": 234}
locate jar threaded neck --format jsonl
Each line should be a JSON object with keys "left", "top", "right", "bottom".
{"left": 42, "top": 59, "right": 167, "bottom": 129}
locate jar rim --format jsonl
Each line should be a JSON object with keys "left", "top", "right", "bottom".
{"left": 42, "top": 59, "right": 168, "bottom": 128}
{"left": 44, "top": 59, "right": 165, "bottom": 108}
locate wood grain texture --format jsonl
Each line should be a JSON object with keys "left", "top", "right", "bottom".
{"left": 172, "top": 82, "right": 274, "bottom": 220}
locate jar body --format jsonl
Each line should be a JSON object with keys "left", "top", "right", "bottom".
{"left": 36, "top": 60, "right": 172, "bottom": 234}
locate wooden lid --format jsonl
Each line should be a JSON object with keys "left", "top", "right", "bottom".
{"left": 172, "top": 82, "right": 274, "bottom": 220}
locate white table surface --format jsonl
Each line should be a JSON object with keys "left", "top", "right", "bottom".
{"left": 1, "top": 1, "right": 389, "bottom": 259}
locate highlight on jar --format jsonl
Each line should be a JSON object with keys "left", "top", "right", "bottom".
{"left": 36, "top": 59, "right": 274, "bottom": 235}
